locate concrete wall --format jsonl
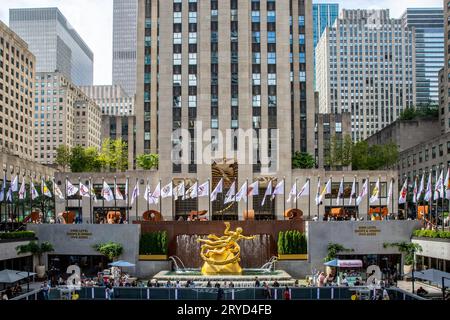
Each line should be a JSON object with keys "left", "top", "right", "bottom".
{"left": 412, "top": 238, "right": 450, "bottom": 261}
{"left": 28, "top": 224, "right": 140, "bottom": 273}
{"left": 136, "top": 261, "right": 171, "bottom": 278}
{"left": 0, "top": 240, "right": 33, "bottom": 261}
{"left": 307, "top": 220, "right": 422, "bottom": 273}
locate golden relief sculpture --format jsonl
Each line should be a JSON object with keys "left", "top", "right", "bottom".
{"left": 197, "top": 222, "right": 256, "bottom": 275}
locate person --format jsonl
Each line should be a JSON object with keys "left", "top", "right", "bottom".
{"left": 41, "top": 281, "right": 50, "bottom": 300}
{"left": 417, "top": 287, "right": 428, "bottom": 297}
{"left": 175, "top": 281, "right": 181, "bottom": 288}
{"left": 354, "top": 278, "right": 361, "bottom": 286}
{"left": 254, "top": 277, "right": 260, "bottom": 287}
{"left": 263, "top": 283, "right": 272, "bottom": 299}
{"left": 294, "top": 279, "right": 299, "bottom": 287}
{"left": 272, "top": 280, "right": 280, "bottom": 287}
{"left": 317, "top": 272, "right": 326, "bottom": 287}
{"left": 165, "top": 280, "right": 172, "bottom": 288}
{"left": 185, "top": 280, "right": 191, "bottom": 288}
{"left": 206, "top": 281, "right": 212, "bottom": 288}
{"left": 283, "top": 286, "right": 291, "bottom": 300}
{"left": 147, "top": 280, "right": 153, "bottom": 287}
{"left": 382, "top": 289, "right": 390, "bottom": 300}
{"left": 214, "top": 282, "right": 220, "bottom": 288}
{"left": 1, "top": 293, "right": 8, "bottom": 300}
{"left": 216, "top": 284, "right": 224, "bottom": 300}
{"left": 312, "top": 215, "right": 318, "bottom": 222}
{"left": 228, "top": 281, "right": 234, "bottom": 288}
{"left": 5, "top": 287, "right": 12, "bottom": 299}
{"left": 13, "top": 283, "right": 22, "bottom": 295}
{"left": 105, "top": 285, "right": 111, "bottom": 300}
{"left": 341, "top": 275, "right": 348, "bottom": 286}
{"left": 351, "top": 291, "right": 358, "bottom": 301}
{"left": 154, "top": 280, "right": 160, "bottom": 288}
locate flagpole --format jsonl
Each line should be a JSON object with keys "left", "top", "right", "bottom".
{"left": 114, "top": 176, "right": 117, "bottom": 212}
{"left": 146, "top": 178, "right": 149, "bottom": 212}
{"left": 135, "top": 178, "right": 139, "bottom": 222}
{"left": 22, "top": 174, "right": 25, "bottom": 223}
{"left": 308, "top": 177, "right": 311, "bottom": 220}
{"left": 246, "top": 178, "right": 249, "bottom": 218}
{"left": 379, "top": 175, "right": 382, "bottom": 219}
{"left": 89, "top": 177, "right": 93, "bottom": 224}
{"left": 65, "top": 176, "right": 68, "bottom": 214}
{"left": 283, "top": 176, "right": 286, "bottom": 220}
{"left": 354, "top": 175, "right": 358, "bottom": 219}
{"left": 196, "top": 178, "right": 199, "bottom": 219}
{"left": 78, "top": 177, "right": 81, "bottom": 223}
{"left": 102, "top": 177, "right": 105, "bottom": 215}
{"left": 0, "top": 169, "right": 4, "bottom": 223}
{"left": 405, "top": 175, "right": 408, "bottom": 221}
{"left": 159, "top": 179, "right": 162, "bottom": 216}
{"left": 316, "top": 176, "right": 320, "bottom": 219}
{"left": 329, "top": 175, "right": 332, "bottom": 220}
{"left": 208, "top": 178, "right": 211, "bottom": 221}
{"left": 295, "top": 177, "right": 298, "bottom": 210}
{"left": 30, "top": 175, "right": 34, "bottom": 217}
{"left": 366, "top": 176, "right": 370, "bottom": 221}
{"left": 341, "top": 175, "right": 344, "bottom": 220}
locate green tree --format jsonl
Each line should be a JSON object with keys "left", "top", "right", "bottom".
{"left": 84, "top": 147, "right": 102, "bottom": 172}
{"left": 97, "top": 138, "right": 115, "bottom": 171}
{"left": 341, "top": 134, "right": 353, "bottom": 167}
{"left": 69, "top": 145, "right": 89, "bottom": 172}
{"left": 55, "top": 145, "right": 71, "bottom": 171}
{"left": 136, "top": 154, "right": 159, "bottom": 170}
{"left": 16, "top": 241, "right": 54, "bottom": 265}
{"left": 382, "top": 142, "right": 399, "bottom": 168}
{"left": 93, "top": 242, "right": 123, "bottom": 261}
{"left": 351, "top": 141, "right": 369, "bottom": 170}
{"left": 292, "top": 152, "right": 315, "bottom": 169}
{"left": 111, "top": 138, "right": 128, "bottom": 171}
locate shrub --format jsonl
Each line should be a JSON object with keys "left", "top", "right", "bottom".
{"left": 277, "top": 230, "right": 307, "bottom": 254}
{"left": 413, "top": 229, "right": 450, "bottom": 239}
{"left": 0, "top": 231, "right": 35, "bottom": 240}
{"left": 139, "top": 231, "right": 168, "bottom": 255}
{"left": 93, "top": 242, "right": 123, "bottom": 260}
{"left": 16, "top": 241, "right": 54, "bottom": 265}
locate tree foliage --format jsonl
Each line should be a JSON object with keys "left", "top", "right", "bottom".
{"left": 399, "top": 105, "right": 438, "bottom": 120}
{"left": 136, "top": 154, "right": 159, "bottom": 170}
{"left": 352, "top": 141, "right": 398, "bottom": 170}
{"left": 139, "top": 232, "right": 168, "bottom": 255}
{"left": 93, "top": 242, "right": 124, "bottom": 261}
{"left": 16, "top": 241, "right": 54, "bottom": 265}
{"left": 383, "top": 242, "right": 422, "bottom": 265}
{"left": 292, "top": 152, "right": 315, "bottom": 169}
{"left": 324, "top": 243, "right": 354, "bottom": 262}
{"left": 97, "top": 138, "right": 129, "bottom": 172}
{"left": 55, "top": 145, "right": 71, "bottom": 171}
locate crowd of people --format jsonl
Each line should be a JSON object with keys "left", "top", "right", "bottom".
{"left": 1, "top": 283, "right": 23, "bottom": 300}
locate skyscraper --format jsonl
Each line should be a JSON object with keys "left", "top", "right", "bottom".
{"left": 316, "top": 9, "right": 416, "bottom": 141}
{"left": 402, "top": 8, "right": 444, "bottom": 106}
{"left": 135, "top": 0, "right": 314, "bottom": 219}
{"left": 112, "top": 0, "right": 138, "bottom": 96}
{"left": 313, "top": 3, "right": 339, "bottom": 89}
{"left": 9, "top": 7, "right": 94, "bottom": 86}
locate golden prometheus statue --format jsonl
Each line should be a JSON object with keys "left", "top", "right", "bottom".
{"left": 197, "top": 222, "right": 256, "bottom": 275}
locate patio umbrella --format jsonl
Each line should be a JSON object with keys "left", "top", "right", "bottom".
{"left": 405, "top": 269, "right": 450, "bottom": 287}
{"left": 108, "top": 260, "right": 135, "bottom": 267}
{"left": 0, "top": 269, "right": 36, "bottom": 284}
{"left": 324, "top": 259, "right": 363, "bottom": 268}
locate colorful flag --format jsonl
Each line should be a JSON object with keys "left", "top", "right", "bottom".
{"left": 235, "top": 182, "right": 248, "bottom": 203}
{"left": 271, "top": 180, "right": 284, "bottom": 200}
{"left": 30, "top": 181, "right": 39, "bottom": 200}
{"left": 210, "top": 178, "right": 223, "bottom": 202}
{"left": 89, "top": 180, "right": 98, "bottom": 203}
{"left": 261, "top": 181, "right": 273, "bottom": 206}
{"left": 131, "top": 181, "right": 139, "bottom": 205}
{"left": 356, "top": 179, "right": 368, "bottom": 206}
{"left": 417, "top": 174, "right": 425, "bottom": 201}
{"left": 336, "top": 178, "right": 344, "bottom": 205}
{"left": 314, "top": 178, "right": 321, "bottom": 206}
{"left": 286, "top": 182, "right": 297, "bottom": 203}
{"left": 434, "top": 169, "right": 444, "bottom": 200}
{"left": 79, "top": 182, "right": 90, "bottom": 197}
{"left": 398, "top": 179, "right": 408, "bottom": 205}
{"left": 369, "top": 178, "right": 380, "bottom": 204}
{"left": 41, "top": 179, "right": 52, "bottom": 198}
{"left": 317, "top": 178, "right": 331, "bottom": 205}
{"left": 247, "top": 181, "right": 259, "bottom": 196}
{"left": 101, "top": 181, "right": 114, "bottom": 202}
{"left": 161, "top": 182, "right": 173, "bottom": 199}
{"left": 348, "top": 177, "right": 356, "bottom": 206}
{"left": 386, "top": 179, "right": 393, "bottom": 206}
{"left": 53, "top": 179, "right": 65, "bottom": 200}
{"left": 224, "top": 181, "right": 236, "bottom": 204}
{"left": 198, "top": 181, "right": 209, "bottom": 197}
{"left": 297, "top": 180, "right": 310, "bottom": 198}
{"left": 18, "top": 177, "right": 26, "bottom": 200}
{"left": 114, "top": 182, "right": 124, "bottom": 200}
{"left": 412, "top": 177, "right": 418, "bottom": 204}
{"left": 66, "top": 180, "right": 79, "bottom": 197}
{"left": 424, "top": 173, "right": 432, "bottom": 203}
{"left": 0, "top": 172, "right": 6, "bottom": 202}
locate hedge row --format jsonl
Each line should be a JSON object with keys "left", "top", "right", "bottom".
{"left": 413, "top": 229, "right": 450, "bottom": 239}
{"left": 277, "top": 230, "right": 307, "bottom": 254}
{"left": 139, "top": 231, "right": 168, "bottom": 255}
{"left": 0, "top": 231, "right": 35, "bottom": 240}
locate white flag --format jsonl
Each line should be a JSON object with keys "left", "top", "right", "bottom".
{"left": 30, "top": 181, "right": 39, "bottom": 200}
{"left": 79, "top": 182, "right": 90, "bottom": 197}
{"left": 235, "top": 182, "right": 248, "bottom": 203}
{"left": 369, "top": 178, "right": 380, "bottom": 204}
{"left": 398, "top": 179, "right": 408, "bottom": 205}
{"left": 412, "top": 178, "right": 418, "bottom": 204}
{"left": 150, "top": 182, "right": 161, "bottom": 204}
{"left": 131, "top": 181, "right": 139, "bottom": 205}
{"left": 417, "top": 174, "right": 425, "bottom": 201}
{"left": 18, "top": 177, "right": 27, "bottom": 200}
{"left": 114, "top": 182, "right": 124, "bottom": 200}
{"left": 124, "top": 179, "right": 129, "bottom": 201}
{"left": 297, "top": 180, "right": 310, "bottom": 198}
{"left": 185, "top": 182, "right": 198, "bottom": 199}
{"left": 386, "top": 179, "right": 393, "bottom": 206}
{"left": 143, "top": 182, "right": 151, "bottom": 202}
{"left": 261, "top": 181, "right": 273, "bottom": 206}
{"left": 198, "top": 181, "right": 210, "bottom": 197}
{"left": 287, "top": 182, "right": 297, "bottom": 203}
{"left": 424, "top": 173, "right": 432, "bottom": 203}
{"left": 314, "top": 178, "right": 321, "bottom": 206}
{"left": 210, "top": 178, "right": 223, "bottom": 202}
{"left": 88, "top": 180, "right": 98, "bottom": 203}
{"left": 317, "top": 178, "right": 331, "bottom": 205}
{"left": 0, "top": 172, "right": 6, "bottom": 202}
{"left": 10, "top": 175, "right": 18, "bottom": 192}
{"left": 336, "top": 178, "right": 344, "bottom": 205}
{"left": 356, "top": 179, "right": 368, "bottom": 206}
{"left": 224, "top": 181, "right": 236, "bottom": 204}
{"left": 161, "top": 182, "right": 173, "bottom": 198}
{"left": 66, "top": 180, "right": 79, "bottom": 197}
{"left": 445, "top": 168, "right": 450, "bottom": 200}
{"left": 434, "top": 170, "right": 444, "bottom": 200}
{"left": 101, "top": 181, "right": 114, "bottom": 202}
{"left": 271, "top": 180, "right": 284, "bottom": 200}
{"left": 247, "top": 181, "right": 259, "bottom": 196}
{"left": 348, "top": 178, "right": 356, "bottom": 206}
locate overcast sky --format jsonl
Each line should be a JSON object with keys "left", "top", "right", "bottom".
{"left": 0, "top": 0, "right": 444, "bottom": 85}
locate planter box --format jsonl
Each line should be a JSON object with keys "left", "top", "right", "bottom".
{"left": 139, "top": 254, "right": 168, "bottom": 261}
{"left": 277, "top": 254, "right": 308, "bottom": 260}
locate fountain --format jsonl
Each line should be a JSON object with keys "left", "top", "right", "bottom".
{"left": 153, "top": 222, "right": 295, "bottom": 286}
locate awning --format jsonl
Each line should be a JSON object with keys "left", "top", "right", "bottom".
{"left": 0, "top": 269, "right": 36, "bottom": 284}
{"left": 324, "top": 259, "right": 363, "bottom": 268}
{"left": 405, "top": 269, "right": 450, "bottom": 287}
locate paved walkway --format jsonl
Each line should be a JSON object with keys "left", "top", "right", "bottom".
{"left": 397, "top": 280, "right": 443, "bottom": 298}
